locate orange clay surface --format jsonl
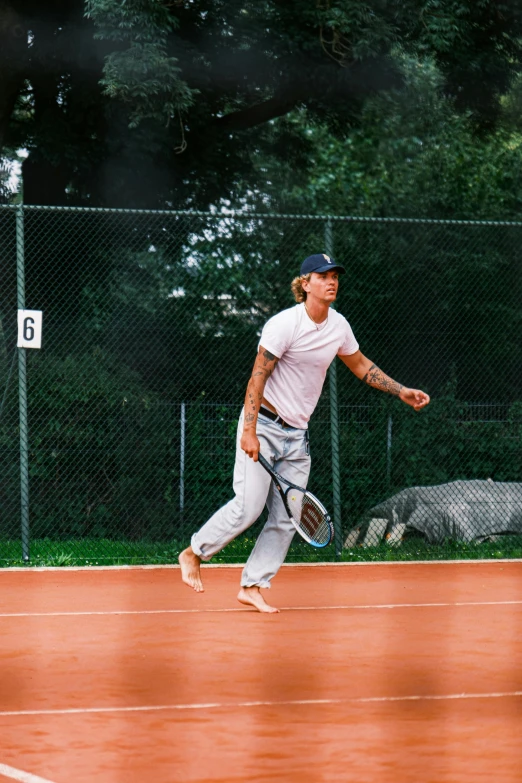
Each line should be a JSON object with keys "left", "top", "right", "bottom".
{"left": 0, "top": 561, "right": 522, "bottom": 783}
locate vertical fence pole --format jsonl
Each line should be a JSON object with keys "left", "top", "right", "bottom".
{"left": 180, "top": 401, "right": 186, "bottom": 524}
{"left": 326, "top": 219, "right": 343, "bottom": 558}
{"left": 16, "top": 205, "right": 30, "bottom": 561}
{"left": 386, "top": 413, "right": 393, "bottom": 490}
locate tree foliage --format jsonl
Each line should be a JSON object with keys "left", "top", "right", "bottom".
{"left": 85, "top": 0, "right": 195, "bottom": 131}
{"left": 250, "top": 57, "right": 522, "bottom": 220}
{"left": 0, "top": 1, "right": 522, "bottom": 208}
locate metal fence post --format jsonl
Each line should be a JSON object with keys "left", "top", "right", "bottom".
{"left": 180, "top": 401, "right": 186, "bottom": 524}
{"left": 386, "top": 414, "right": 393, "bottom": 490}
{"left": 325, "top": 218, "right": 343, "bottom": 558}
{"left": 16, "top": 205, "right": 30, "bottom": 561}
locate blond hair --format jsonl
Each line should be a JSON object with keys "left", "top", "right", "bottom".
{"left": 291, "top": 273, "right": 311, "bottom": 303}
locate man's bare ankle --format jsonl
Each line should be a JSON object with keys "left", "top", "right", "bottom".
{"left": 237, "top": 586, "right": 279, "bottom": 613}
{"left": 180, "top": 546, "right": 199, "bottom": 562}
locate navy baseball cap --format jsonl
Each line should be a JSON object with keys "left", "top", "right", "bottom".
{"left": 300, "top": 253, "right": 346, "bottom": 276}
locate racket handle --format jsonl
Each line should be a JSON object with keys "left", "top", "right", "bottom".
{"left": 257, "top": 453, "right": 272, "bottom": 472}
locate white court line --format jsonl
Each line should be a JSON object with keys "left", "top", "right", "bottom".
{"left": 1, "top": 558, "right": 522, "bottom": 572}
{"left": 0, "top": 762, "right": 56, "bottom": 783}
{"left": 1, "top": 690, "right": 522, "bottom": 719}
{"left": 1, "top": 599, "right": 522, "bottom": 618}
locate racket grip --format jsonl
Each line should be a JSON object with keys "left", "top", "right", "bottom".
{"left": 257, "top": 453, "right": 271, "bottom": 471}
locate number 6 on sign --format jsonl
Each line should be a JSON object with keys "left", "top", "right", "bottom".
{"left": 17, "top": 310, "right": 43, "bottom": 349}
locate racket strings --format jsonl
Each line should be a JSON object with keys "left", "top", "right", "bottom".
{"left": 286, "top": 490, "right": 331, "bottom": 546}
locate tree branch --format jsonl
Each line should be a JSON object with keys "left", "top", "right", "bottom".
{"left": 215, "top": 92, "right": 304, "bottom": 132}
{"left": 213, "top": 56, "right": 401, "bottom": 133}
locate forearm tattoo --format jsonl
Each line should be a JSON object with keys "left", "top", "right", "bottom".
{"left": 243, "top": 350, "right": 279, "bottom": 428}
{"left": 244, "top": 393, "right": 257, "bottom": 428}
{"left": 362, "top": 364, "right": 403, "bottom": 397}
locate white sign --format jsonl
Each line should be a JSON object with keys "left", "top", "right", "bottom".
{"left": 17, "top": 310, "right": 43, "bottom": 349}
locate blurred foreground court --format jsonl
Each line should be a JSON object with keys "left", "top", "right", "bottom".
{"left": 0, "top": 562, "right": 521, "bottom": 782}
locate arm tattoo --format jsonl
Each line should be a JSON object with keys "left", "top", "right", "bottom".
{"left": 362, "top": 364, "right": 403, "bottom": 397}
{"left": 262, "top": 349, "right": 278, "bottom": 366}
{"left": 243, "top": 349, "right": 279, "bottom": 427}
{"left": 252, "top": 351, "right": 278, "bottom": 380}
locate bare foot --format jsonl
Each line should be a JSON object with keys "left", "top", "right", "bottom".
{"left": 237, "top": 586, "right": 279, "bottom": 614}
{"left": 178, "top": 547, "right": 204, "bottom": 592}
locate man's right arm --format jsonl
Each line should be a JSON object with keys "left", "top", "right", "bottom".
{"left": 240, "top": 345, "right": 279, "bottom": 461}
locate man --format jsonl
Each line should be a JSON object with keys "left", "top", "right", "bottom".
{"left": 179, "top": 253, "right": 430, "bottom": 612}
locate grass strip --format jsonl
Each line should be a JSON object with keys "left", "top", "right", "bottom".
{"left": 0, "top": 535, "right": 521, "bottom": 567}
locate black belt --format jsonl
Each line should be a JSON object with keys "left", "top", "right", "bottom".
{"left": 259, "top": 406, "right": 293, "bottom": 429}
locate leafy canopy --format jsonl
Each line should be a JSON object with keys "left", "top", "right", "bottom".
{"left": 0, "top": 1, "right": 521, "bottom": 208}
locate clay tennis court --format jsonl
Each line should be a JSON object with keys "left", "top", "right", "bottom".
{"left": 0, "top": 560, "right": 521, "bottom": 783}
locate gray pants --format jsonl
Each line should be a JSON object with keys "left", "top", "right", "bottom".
{"left": 191, "top": 409, "right": 311, "bottom": 588}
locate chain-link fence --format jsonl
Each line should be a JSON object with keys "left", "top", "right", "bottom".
{"left": 0, "top": 205, "right": 520, "bottom": 565}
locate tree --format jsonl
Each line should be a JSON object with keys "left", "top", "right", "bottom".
{"left": 0, "top": 1, "right": 521, "bottom": 208}
{"left": 250, "top": 56, "right": 522, "bottom": 221}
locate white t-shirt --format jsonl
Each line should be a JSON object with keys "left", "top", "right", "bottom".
{"left": 259, "top": 303, "right": 359, "bottom": 429}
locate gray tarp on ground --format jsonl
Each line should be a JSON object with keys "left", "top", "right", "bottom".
{"left": 364, "top": 480, "right": 522, "bottom": 543}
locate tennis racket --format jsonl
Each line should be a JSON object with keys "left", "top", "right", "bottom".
{"left": 257, "top": 453, "right": 334, "bottom": 548}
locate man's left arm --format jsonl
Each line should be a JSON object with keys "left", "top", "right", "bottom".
{"left": 339, "top": 351, "right": 430, "bottom": 411}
